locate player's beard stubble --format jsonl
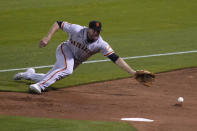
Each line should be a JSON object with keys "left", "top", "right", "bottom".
{"left": 87, "top": 28, "right": 100, "bottom": 43}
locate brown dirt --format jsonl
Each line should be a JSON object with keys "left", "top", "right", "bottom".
{"left": 0, "top": 68, "right": 197, "bottom": 131}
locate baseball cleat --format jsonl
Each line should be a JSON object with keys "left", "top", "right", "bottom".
{"left": 29, "top": 84, "right": 41, "bottom": 94}
{"left": 14, "top": 72, "right": 24, "bottom": 80}
{"left": 13, "top": 68, "right": 35, "bottom": 80}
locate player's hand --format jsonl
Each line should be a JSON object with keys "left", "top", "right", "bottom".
{"left": 39, "top": 37, "right": 50, "bottom": 48}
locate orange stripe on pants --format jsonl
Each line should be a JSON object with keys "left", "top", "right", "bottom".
{"left": 41, "top": 44, "right": 67, "bottom": 85}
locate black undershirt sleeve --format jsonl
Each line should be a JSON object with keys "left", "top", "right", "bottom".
{"left": 108, "top": 53, "right": 120, "bottom": 63}
{"left": 57, "top": 21, "right": 63, "bottom": 28}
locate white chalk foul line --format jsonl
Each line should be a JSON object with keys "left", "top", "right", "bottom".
{"left": 121, "top": 118, "right": 154, "bottom": 122}
{"left": 0, "top": 50, "right": 197, "bottom": 73}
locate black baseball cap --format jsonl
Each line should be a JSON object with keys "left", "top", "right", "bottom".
{"left": 88, "top": 20, "right": 102, "bottom": 31}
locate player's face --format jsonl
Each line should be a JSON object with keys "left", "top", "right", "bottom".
{"left": 88, "top": 28, "right": 100, "bottom": 41}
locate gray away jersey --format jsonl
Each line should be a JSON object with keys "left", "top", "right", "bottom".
{"left": 61, "top": 21, "right": 114, "bottom": 64}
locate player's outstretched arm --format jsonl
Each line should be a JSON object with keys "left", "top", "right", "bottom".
{"left": 39, "top": 22, "right": 60, "bottom": 48}
{"left": 115, "top": 57, "right": 136, "bottom": 76}
{"left": 107, "top": 53, "right": 136, "bottom": 76}
{"left": 112, "top": 56, "right": 155, "bottom": 87}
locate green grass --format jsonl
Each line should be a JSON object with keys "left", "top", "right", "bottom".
{"left": 0, "top": 116, "right": 136, "bottom": 131}
{"left": 0, "top": 0, "right": 197, "bottom": 91}
{"left": 1, "top": 0, "right": 197, "bottom": 130}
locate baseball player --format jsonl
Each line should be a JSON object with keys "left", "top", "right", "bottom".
{"left": 14, "top": 20, "right": 154, "bottom": 94}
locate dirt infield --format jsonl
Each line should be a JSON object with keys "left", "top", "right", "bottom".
{"left": 0, "top": 68, "right": 197, "bottom": 131}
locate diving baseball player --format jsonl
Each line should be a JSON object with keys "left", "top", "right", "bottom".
{"left": 14, "top": 20, "right": 154, "bottom": 94}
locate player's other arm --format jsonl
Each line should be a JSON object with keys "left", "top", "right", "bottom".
{"left": 108, "top": 53, "right": 136, "bottom": 76}
{"left": 39, "top": 21, "right": 62, "bottom": 48}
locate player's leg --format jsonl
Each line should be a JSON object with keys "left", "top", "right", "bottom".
{"left": 14, "top": 67, "right": 47, "bottom": 82}
{"left": 27, "top": 72, "right": 45, "bottom": 82}
{"left": 13, "top": 68, "right": 40, "bottom": 81}
{"left": 14, "top": 44, "right": 70, "bottom": 82}
{"left": 24, "top": 63, "right": 64, "bottom": 83}
{"left": 24, "top": 65, "right": 60, "bottom": 83}
{"left": 30, "top": 43, "right": 74, "bottom": 93}
{"left": 30, "top": 42, "right": 74, "bottom": 83}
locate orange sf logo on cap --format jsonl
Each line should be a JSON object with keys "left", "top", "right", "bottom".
{"left": 96, "top": 22, "right": 99, "bottom": 27}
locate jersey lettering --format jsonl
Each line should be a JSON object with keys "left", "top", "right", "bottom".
{"left": 70, "top": 39, "right": 92, "bottom": 56}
